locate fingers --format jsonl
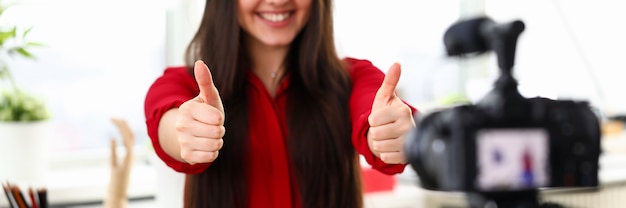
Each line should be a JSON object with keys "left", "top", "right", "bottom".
{"left": 177, "top": 60, "right": 225, "bottom": 165}
{"left": 194, "top": 60, "right": 215, "bottom": 98}
{"left": 179, "top": 101, "right": 224, "bottom": 125}
{"left": 181, "top": 150, "right": 219, "bottom": 165}
{"left": 379, "top": 152, "right": 407, "bottom": 164}
{"left": 176, "top": 121, "right": 226, "bottom": 140}
{"left": 379, "top": 62, "right": 401, "bottom": 98}
{"left": 178, "top": 134, "right": 223, "bottom": 164}
{"left": 367, "top": 86, "right": 414, "bottom": 165}
{"left": 368, "top": 135, "right": 408, "bottom": 165}
{"left": 367, "top": 119, "right": 412, "bottom": 165}
{"left": 194, "top": 60, "right": 223, "bottom": 112}
{"left": 110, "top": 139, "right": 117, "bottom": 168}
{"left": 179, "top": 135, "right": 224, "bottom": 153}
{"left": 368, "top": 101, "right": 413, "bottom": 127}
{"left": 111, "top": 118, "right": 135, "bottom": 150}
{"left": 372, "top": 62, "right": 402, "bottom": 109}
{"left": 176, "top": 107, "right": 225, "bottom": 164}
{"left": 176, "top": 115, "right": 225, "bottom": 151}
{"left": 178, "top": 132, "right": 223, "bottom": 164}
{"left": 370, "top": 136, "right": 404, "bottom": 152}
{"left": 177, "top": 61, "right": 226, "bottom": 164}
{"left": 368, "top": 118, "right": 413, "bottom": 141}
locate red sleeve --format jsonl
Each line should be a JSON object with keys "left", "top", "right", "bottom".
{"left": 346, "top": 58, "right": 418, "bottom": 175}
{"left": 144, "top": 66, "right": 211, "bottom": 174}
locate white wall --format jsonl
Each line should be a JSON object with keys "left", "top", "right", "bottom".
{"left": 334, "top": 0, "right": 462, "bottom": 106}
{"left": 484, "top": 0, "right": 626, "bottom": 115}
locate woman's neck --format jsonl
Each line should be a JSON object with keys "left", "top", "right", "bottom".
{"left": 248, "top": 41, "right": 288, "bottom": 74}
{"left": 247, "top": 37, "right": 290, "bottom": 97}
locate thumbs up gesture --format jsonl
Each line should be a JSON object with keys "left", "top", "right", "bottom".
{"left": 368, "top": 63, "right": 415, "bottom": 164}
{"left": 176, "top": 60, "right": 225, "bottom": 164}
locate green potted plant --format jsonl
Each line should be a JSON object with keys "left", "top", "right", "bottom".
{"left": 0, "top": 0, "right": 48, "bottom": 122}
{"left": 0, "top": 0, "right": 51, "bottom": 188}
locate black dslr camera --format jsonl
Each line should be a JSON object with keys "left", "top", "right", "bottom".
{"left": 405, "top": 16, "right": 602, "bottom": 208}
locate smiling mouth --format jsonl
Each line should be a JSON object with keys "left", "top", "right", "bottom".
{"left": 258, "top": 12, "right": 292, "bottom": 22}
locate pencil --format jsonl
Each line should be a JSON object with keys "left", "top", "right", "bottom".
{"left": 2, "top": 184, "right": 16, "bottom": 208}
{"left": 29, "top": 187, "right": 38, "bottom": 208}
{"left": 37, "top": 188, "right": 47, "bottom": 208}
{"left": 11, "top": 186, "right": 27, "bottom": 208}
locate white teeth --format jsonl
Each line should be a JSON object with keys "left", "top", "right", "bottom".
{"left": 260, "top": 13, "right": 290, "bottom": 22}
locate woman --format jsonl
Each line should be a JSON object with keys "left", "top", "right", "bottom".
{"left": 144, "top": 0, "right": 417, "bottom": 207}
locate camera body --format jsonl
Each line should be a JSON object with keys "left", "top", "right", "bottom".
{"left": 405, "top": 17, "right": 602, "bottom": 196}
{"left": 406, "top": 87, "right": 601, "bottom": 193}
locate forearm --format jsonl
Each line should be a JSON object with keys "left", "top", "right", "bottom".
{"left": 158, "top": 109, "right": 185, "bottom": 162}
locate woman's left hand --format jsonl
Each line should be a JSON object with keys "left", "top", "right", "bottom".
{"left": 368, "top": 63, "right": 415, "bottom": 164}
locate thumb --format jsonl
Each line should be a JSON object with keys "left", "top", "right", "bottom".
{"left": 194, "top": 60, "right": 223, "bottom": 111}
{"left": 373, "top": 62, "right": 401, "bottom": 109}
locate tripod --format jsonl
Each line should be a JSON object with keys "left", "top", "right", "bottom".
{"left": 467, "top": 190, "right": 565, "bottom": 208}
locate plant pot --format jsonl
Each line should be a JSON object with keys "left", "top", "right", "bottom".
{"left": 0, "top": 120, "right": 52, "bottom": 187}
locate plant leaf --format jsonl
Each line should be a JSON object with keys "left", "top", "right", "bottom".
{"left": 26, "top": 41, "right": 46, "bottom": 47}
{"left": 0, "top": 1, "right": 16, "bottom": 17}
{"left": 11, "top": 26, "right": 17, "bottom": 37}
{"left": 0, "top": 89, "right": 51, "bottom": 122}
{"left": 0, "top": 69, "right": 6, "bottom": 79}
{"left": 0, "top": 31, "right": 13, "bottom": 45}
{"left": 14, "top": 47, "right": 35, "bottom": 59}
{"left": 23, "top": 26, "right": 33, "bottom": 38}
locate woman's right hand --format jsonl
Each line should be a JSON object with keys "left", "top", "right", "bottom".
{"left": 176, "top": 60, "right": 225, "bottom": 165}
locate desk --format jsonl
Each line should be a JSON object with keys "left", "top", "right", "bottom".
{"left": 2, "top": 134, "right": 625, "bottom": 208}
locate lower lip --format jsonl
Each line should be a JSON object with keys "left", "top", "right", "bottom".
{"left": 257, "top": 13, "right": 293, "bottom": 28}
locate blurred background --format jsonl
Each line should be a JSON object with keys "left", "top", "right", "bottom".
{"left": 1, "top": 0, "right": 625, "bottom": 207}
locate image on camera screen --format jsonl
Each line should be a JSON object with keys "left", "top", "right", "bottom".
{"left": 475, "top": 128, "right": 550, "bottom": 191}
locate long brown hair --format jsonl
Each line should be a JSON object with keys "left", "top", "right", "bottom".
{"left": 183, "top": 0, "right": 362, "bottom": 207}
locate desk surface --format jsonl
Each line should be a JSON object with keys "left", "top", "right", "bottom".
{"left": 2, "top": 134, "right": 625, "bottom": 208}
{"left": 365, "top": 153, "right": 626, "bottom": 208}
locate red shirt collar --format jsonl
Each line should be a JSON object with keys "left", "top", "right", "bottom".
{"left": 246, "top": 70, "right": 291, "bottom": 98}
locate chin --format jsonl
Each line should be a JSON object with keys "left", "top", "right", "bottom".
{"left": 266, "top": 42, "right": 292, "bottom": 48}
{"left": 260, "top": 36, "right": 297, "bottom": 48}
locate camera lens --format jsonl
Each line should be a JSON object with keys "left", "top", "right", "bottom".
{"left": 432, "top": 139, "right": 445, "bottom": 153}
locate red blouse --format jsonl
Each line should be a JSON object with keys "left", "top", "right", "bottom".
{"left": 144, "top": 58, "right": 412, "bottom": 207}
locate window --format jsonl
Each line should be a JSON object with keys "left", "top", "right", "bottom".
{"left": 4, "top": 0, "right": 167, "bottom": 152}
{"left": 3, "top": 0, "right": 466, "bottom": 156}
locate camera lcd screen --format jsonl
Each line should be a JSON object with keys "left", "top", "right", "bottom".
{"left": 475, "top": 128, "right": 549, "bottom": 191}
